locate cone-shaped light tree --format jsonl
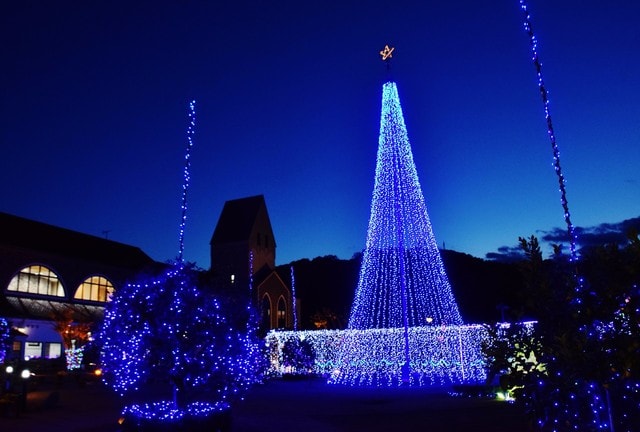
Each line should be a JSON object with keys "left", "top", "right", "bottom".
{"left": 348, "top": 81, "right": 463, "bottom": 330}
{"left": 329, "top": 60, "right": 487, "bottom": 387}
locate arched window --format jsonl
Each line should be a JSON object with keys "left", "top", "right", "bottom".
{"left": 277, "top": 296, "right": 286, "bottom": 329}
{"left": 74, "top": 276, "right": 115, "bottom": 302}
{"left": 261, "top": 295, "right": 272, "bottom": 330}
{"left": 7, "top": 265, "right": 65, "bottom": 297}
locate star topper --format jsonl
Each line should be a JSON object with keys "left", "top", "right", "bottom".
{"left": 380, "top": 45, "right": 395, "bottom": 61}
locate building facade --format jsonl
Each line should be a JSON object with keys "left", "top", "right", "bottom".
{"left": 0, "top": 212, "right": 155, "bottom": 360}
{"left": 1, "top": 195, "right": 295, "bottom": 361}
{"left": 210, "top": 195, "right": 294, "bottom": 332}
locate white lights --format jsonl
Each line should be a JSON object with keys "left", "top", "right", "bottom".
{"left": 266, "top": 325, "right": 488, "bottom": 386}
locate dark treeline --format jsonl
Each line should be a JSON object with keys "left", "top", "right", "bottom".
{"left": 276, "top": 250, "right": 526, "bottom": 329}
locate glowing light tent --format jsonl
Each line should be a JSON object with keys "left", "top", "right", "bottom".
{"left": 332, "top": 81, "right": 485, "bottom": 386}
{"left": 268, "top": 81, "right": 487, "bottom": 387}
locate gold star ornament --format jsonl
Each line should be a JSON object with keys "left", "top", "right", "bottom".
{"left": 380, "top": 45, "right": 395, "bottom": 61}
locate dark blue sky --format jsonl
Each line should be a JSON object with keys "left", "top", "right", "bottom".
{"left": 2, "top": 1, "right": 639, "bottom": 267}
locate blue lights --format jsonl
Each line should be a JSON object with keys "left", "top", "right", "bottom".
{"left": 513, "top": 4, "right": 640, "bottom": 430}
{"left": 0, "top": 318, "right": 8, "bottom": 363}
{"left": 261, "top": 81, "right": 488, "bottom": 386}
{"left": 177, "top": 100, "right": 196, "bottom": 263}
{"left": 348, "top": 82, "right": 462, "bottom": 330}
{"left": 519, "top": 0, "right": 579, "bottom": 267}
{"left": 100, "top": 264, "right": 254, "bottom": 402}
{"left": 291, "top": 265, "right": 298, "bottom": 331}
{"left": 99, "top": 101, "right": 259, "bottom": 425}
{"left": 324, "top": 80, "right": 480, "bottom": 387}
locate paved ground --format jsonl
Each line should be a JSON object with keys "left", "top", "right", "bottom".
{"left": 1, "top": 376, "right": 533, "bottom": 431}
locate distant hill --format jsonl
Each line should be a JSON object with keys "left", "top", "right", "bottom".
{"left": 440, "top": 249, "right": 524, "bottom": 323}
{"left": 276, "top": 255, "right": 359, "bottom": 330}
{"left": 277, "top": 250, "right": 525, "bottom": 329}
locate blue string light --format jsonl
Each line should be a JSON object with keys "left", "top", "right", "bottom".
{"left": 348, "top": 81, "right": 463, "bottom": 330}
{"left": 177, "top": 100, "right": 196, "bottom": 263}
{"left": 519, "top": 1, "right": 579, "bottom": 267}
{"left": 326, "top": 80, "right": 478, "bottom": 386}
{"left": 0, "top": 318, "right": 9, "bottom": 363}
{"left": 266, "top": 326, "right": 488, "bottom": 386}
{"left": 291, "top": 265, "right": 298, "bottom": 331}
{"left": 99, "top": 101, "right": 260, "bottom": 424}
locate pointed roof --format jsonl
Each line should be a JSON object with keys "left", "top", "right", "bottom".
{"left": 210, "top": 195, "right": 269, "bottom": 244}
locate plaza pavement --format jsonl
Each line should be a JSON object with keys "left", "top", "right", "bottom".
{"left": 1, "top": 376, "right": 533, "bottom": 431}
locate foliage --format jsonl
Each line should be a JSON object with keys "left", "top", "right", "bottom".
{"left": 99, "top": 263, "right": 259, "bottom": 409}
{"left": 0, "top": 317, "right": 9, "bottom": 363}
{"left": 492, "top": 234, "right": 640, "bottom": 431}
{"left": 51, "top": 308, "right": 92, "bottom": 350}
{"left": 281, "top": 338, "right": 315, "bottom": 374}
{"left": 51, "top": 307, "right": 93, "bottom": 370}
{"left": 482, "top": 321, "right": 544, "bottom": 399}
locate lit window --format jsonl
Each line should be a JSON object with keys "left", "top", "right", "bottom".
{"left": 25, "top": 342, "right": 43, "bottom": 359}
{"left": 7, "top": 265, "right": 65, "bottom": 297}
{"left": 46, "top": 343, "right": 62, "bottom": 359}
{"left": 74, "top": 276, "right": 115, "bottom": 302}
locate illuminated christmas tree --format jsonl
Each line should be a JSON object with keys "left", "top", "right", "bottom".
{"left": 348, "top": 78, "right": 463, "bottom": 330}
{"left": 329, "top": 47, "right": 485, "bottom": 387}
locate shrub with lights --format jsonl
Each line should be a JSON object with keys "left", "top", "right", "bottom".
{"left": 280, "top": 337, "right": 315, "bottom": 375}
{"left": 490, "top": 235, "right": 640, "bottom": 431}
{"left": 98, "top": 101, "right": 261, "bottom": 430}
{"left": 482, "top": 321, "right": 542, "bottom": 402}
{"left": 512, "top": 1, "right": 640, "bottom": 429}
{"left": 0, "top": 317, "right": 9, "bottom": 364}
{"left": 52, "top": 308, "right": 92, "bottom": 371}
{"left": 99, "top": 263, "right": 257, "bottom": 429}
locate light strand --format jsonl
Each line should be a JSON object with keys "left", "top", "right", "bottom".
{"left": 291, "top": 265, "right": 298, "bottom": 331}
{"left": 177, "top": 100, "right": 196, "bottom": 263}
{"left": 519, "top": 1, "right": 580, "bottom": 267}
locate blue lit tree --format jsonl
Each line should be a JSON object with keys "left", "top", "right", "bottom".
{"left": 500, "top": 235, "right": 640, "bottom": 431}
{"left": 331, "top": 63, "right": 485, "bottom": 387}
{"left": 100, "top": 264, "right": 255, "bottom": 424}
{"left": 98, "top": 101, "right": 260, "bottom": 429}
{"left": 348, "top": 80, "right": 463, "bottom": 330}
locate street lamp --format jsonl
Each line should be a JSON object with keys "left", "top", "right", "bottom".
{"left": 19, "top": 367, "right": 31, "bottom": 410}
{"left": 3, "top": 365, "right": 13, "bottom": 393}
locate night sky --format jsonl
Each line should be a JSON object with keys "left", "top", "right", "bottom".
{"left": 2, "top": 1, "right": 639, "bottom": 267}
